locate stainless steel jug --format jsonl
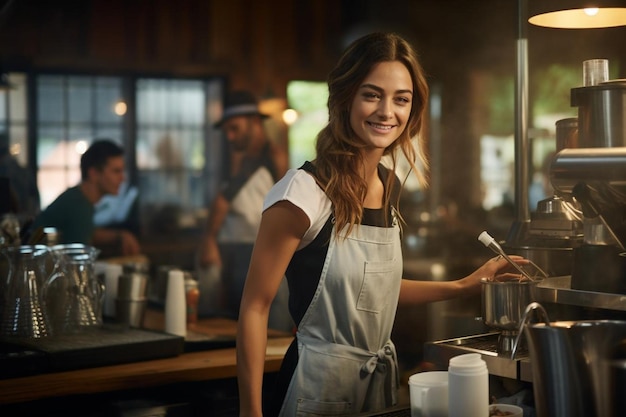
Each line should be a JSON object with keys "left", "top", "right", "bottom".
{"left": 514, "top": 302, "right": 626, "bottom": 417}
{"left": 481, "top": 278, "right": 539, "bottom": 354}
{"left": 0, "top": 245, "right": 54, "bottom": 338}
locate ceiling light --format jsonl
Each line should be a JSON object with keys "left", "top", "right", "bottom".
{"left": 529, "top": 1, "right": 626, "bottom": 29}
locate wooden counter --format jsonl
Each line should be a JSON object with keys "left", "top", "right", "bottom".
{"left": 0, "top": 310, "right": 293, "bottom": 406}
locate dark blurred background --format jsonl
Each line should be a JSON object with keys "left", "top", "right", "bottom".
{"left": 0, "top": 0, "right": 625, "bottom": 344}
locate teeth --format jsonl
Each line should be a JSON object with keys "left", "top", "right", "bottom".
{"left": 370, "top": 123, "right": 392, "bottom": 130}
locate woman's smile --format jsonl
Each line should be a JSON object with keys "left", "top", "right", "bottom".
{"left": 367, "top": 121, "right": 396, "bottom": 131}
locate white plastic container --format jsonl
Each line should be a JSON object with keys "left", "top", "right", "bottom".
{"left": 448, "top": 353, "right": 488, "bottom": 417}
{"left": 408, "top": 371, "right": 448, "bottom": 417}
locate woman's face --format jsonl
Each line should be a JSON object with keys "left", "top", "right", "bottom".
{"left": 349, "top": 60, "right": 413, "bottom": 152}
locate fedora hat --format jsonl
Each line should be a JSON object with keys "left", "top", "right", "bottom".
{"left": 214, "top": 90, "right": 269, "bottom": 128}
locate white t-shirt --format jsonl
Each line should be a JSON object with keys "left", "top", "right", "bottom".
{"left": 263, "top": 168, "right": 332, "bottom": 251}
{"left": 219, "top": 166, "right": 274, "bottom": 243}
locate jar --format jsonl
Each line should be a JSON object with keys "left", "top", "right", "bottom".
{"left": 184, "top": 276, "right": 199, "bottom": 324}
{"left": 448, "top": 353, "right": 488, "bottom": 417}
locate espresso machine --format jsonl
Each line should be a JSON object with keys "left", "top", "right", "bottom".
{"left": 551, "top": 79, "right": 626, "bottom": 294}
{"left": 505, "top": 77, "right": 626, "bottom": 291}
{"left": 424, "top": 74, "right": 626, "bottom": 387}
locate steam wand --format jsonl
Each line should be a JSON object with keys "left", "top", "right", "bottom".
{"left": 478, "top": 231, "right": 537, "bottom": 281}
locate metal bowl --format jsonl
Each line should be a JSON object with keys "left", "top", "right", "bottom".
{"left": 482, "top": 278, "right": 539, "bottom": 331}
{"left": 481, "top": 278, "right": 539, "bottom": 353}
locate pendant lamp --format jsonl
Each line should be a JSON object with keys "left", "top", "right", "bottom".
{"left": 528, "top": 0, "right": 626, "bottom": 29}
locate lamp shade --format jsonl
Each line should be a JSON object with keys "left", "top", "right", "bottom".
{"left": 529, "top": 0, "right": 626, "bottom": 28}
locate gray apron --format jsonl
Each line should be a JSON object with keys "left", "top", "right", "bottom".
{"left": 279, "top": 211, "right": 403, "bottom": 416}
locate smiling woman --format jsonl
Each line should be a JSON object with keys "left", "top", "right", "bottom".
{"left": 236, "top": 32, "right": 521, "bottom": 417}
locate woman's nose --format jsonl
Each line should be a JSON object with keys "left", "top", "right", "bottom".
{"left": 377, "top": 101, "right": 393, "bottom": 119}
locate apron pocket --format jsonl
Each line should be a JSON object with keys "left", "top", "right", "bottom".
{"left": 356, "top": 260, "right": 395, "bottom": 313}
{"left": 296, "top": 398, "right": 352, "bottom": 416}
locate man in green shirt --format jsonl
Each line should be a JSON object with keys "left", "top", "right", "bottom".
{"left": 31, "top": 139, "right": 141, "bottom": 255}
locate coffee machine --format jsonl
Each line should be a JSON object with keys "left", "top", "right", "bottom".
{"left": 504, "top": 77, "right": 626, "bottom": 292}
{"left": 424, "top": 76, "right": 626, "bottom": 384}
{"left": 550, "top": 80, "right": 626, "bottom": 294}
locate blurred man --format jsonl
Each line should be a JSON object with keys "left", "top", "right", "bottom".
{"left": 30, "top": 139, "right": 141, "bottom": 255}
{"left": 198, "top": 91, "right": 292, "bottom": 331}
{"left": 0, "top": 133, "right": 40, "bottom": 221}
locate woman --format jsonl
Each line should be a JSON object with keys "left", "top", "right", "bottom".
{"left": 236, "top": 32, "right": 521, "bottom": 417}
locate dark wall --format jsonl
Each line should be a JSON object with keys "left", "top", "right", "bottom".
{"left": 0, "top": 0, "right": 344, "bottom": 91}
{"left": 1, "top": 0, "right": 625, "bottom": 218}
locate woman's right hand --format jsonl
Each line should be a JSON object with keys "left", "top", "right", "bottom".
{"left": 460, "top": 255, "right": 529, "bottom": 294}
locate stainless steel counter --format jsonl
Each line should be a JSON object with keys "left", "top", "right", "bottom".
{"left": 535, "top": 275, "right": 626, "bottom": 311}
{"left": 424, "top": 333, "right": 533, "bottom": 382}
{"left": 424, "top": 276, "right": 626, "bottom": 383}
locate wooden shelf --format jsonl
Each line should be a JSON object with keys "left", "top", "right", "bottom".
{"left": 0, "top": 310, "right": 292, "bottom": 405}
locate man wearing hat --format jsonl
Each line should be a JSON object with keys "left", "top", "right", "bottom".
{"left": 198, "top": 91, "right": 291, "bottom": 330}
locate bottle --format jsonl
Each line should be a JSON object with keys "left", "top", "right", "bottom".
{"left": 184, "top": 275, "right": 199, "bottom": 324}
{"left": 448, "top": 353, "right": 488, "bottom": 417}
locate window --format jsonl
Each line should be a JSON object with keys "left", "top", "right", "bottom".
{"left": 0, "top": 73, "right": 28, "bottom": 166}
{"left": 135, "top": 77, "right": 224, "bottom": 232}
{"left": 286, "top": 80, "right": 328, "bottom": 168}
{"left": 479, "top": 65, "right": 579, "bottom": 211}
{"left": 36, "top": 75, "right": 126, "bottom": 208}
{"left": 28, "top": 72, "right": 225, "bottom": 235}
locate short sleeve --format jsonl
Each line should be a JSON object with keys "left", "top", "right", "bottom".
{"left": 263, "top": 168, "right": 332, "bottom": 249}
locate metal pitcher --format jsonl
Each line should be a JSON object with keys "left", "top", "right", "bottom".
{"left": 0, "top": 245, "right": 55, "bottom": 338}
{"left": 513, "top": 302, "right": 626, "bottom": 417}
{"left": 45, "top": 243, "right": 103, "bottom": 334}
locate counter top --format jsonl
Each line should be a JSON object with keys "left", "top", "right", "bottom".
{"left": 424, "top": 332, "right": 533, "bottom": 382}
{"left": 536, "top": 275, "right": 626, "bottom": 311}
{"left": 0, "top": 310, "right": 293, "bottom": 405}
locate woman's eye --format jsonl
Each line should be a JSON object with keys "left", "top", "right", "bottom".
{"left": 396, "top": 96, "right": 411, "bottom": 104}
{"left": 363, "top": 92, "right": 380, "bottom": 100}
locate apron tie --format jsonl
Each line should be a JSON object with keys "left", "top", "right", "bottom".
{"left": 359, "top": 341, "right": 399, "bottom": 406}
{"left": 360, "top": 344, "right": 394, "bottom": 375}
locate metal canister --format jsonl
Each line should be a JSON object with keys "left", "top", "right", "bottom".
{"left": 570, "top": 81, "right": 626, "bottom": 148}
{"left": 555, "top": 117, "right": 578, "bottom": 151}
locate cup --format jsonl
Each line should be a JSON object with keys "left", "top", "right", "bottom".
{"left": 115, "top": 298, "right": 147, "bottom": 328}
{"left": 408, "top": 371, "right": 449, "bottom": 417}
{"left": 115, "top": 270, "right": 148, "bottom": 327}
{"left": 165, "top": 269, "right": 186, "bottom": 337}
{"left": 117, "top": 272, "right": 148, "bottom": 300}
{"left": 583, "top": 59, "right": 609, "bottom": 86}
{"left": 95, "top": 262, "right": 123, "bottom": 318}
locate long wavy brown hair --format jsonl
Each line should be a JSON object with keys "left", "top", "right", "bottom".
{"left": 313, "top": 32, "right": 430, "bottom": 236}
